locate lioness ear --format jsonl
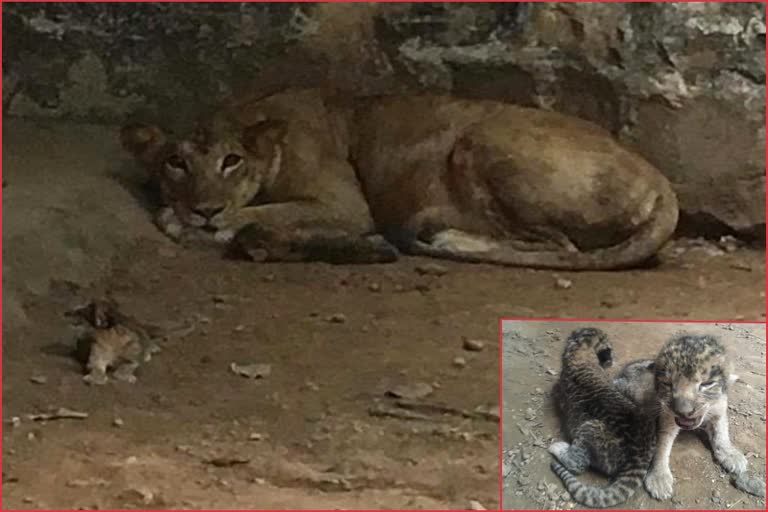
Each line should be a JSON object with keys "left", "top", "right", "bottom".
{"left": 120, "top": 123, "right": 167, "bottom": 164}
{"left": 241, "top": 120, "right": 288, "bottom": 158}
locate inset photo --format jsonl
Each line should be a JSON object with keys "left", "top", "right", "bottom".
{"left": 502, "top": 320, "right": 766, "bottom": 510}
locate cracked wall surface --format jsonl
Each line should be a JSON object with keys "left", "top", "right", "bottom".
{"left": 3, "top": 2, "right": 765, "bottom": 237}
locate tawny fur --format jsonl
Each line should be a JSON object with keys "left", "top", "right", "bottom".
{"left": 122, "top": 88, "right": 678, "bottom": 269}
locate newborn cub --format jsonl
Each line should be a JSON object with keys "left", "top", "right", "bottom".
{"left": 69, "top": 299, "right": 160, "bottom": 385}
{"left": 549, "top": 328, "right": 657, "bottom": 508}
{"left": 614, "top": 334, "right": 746, "bottom": 500}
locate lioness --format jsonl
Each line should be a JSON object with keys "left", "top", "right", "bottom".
{"left": 122, "top": 88, "right": 678, "bottom": 269}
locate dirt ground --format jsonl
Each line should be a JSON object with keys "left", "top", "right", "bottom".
{"left": 2, "top": 120, "right": 766, "bottom": 509}
{"left": 502, "top": 321, "right": 767, "bottom": 510}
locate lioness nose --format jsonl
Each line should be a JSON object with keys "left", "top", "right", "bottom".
{"left": 193, "top": 207, "right": 224, "bottom": 220}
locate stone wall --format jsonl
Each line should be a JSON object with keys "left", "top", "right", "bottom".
{"left": 3, "top": 2, "right": 765, "bottom": 238}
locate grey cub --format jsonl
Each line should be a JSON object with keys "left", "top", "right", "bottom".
{"left": 549, "top": 328, "right": 658, "bottom": 508}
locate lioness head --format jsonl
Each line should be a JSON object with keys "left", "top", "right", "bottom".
{"left": 121, "top": 117, "right": 286, "bottom": 230}
{"left": 654, "top": 334, "right": 735, "bottom": 430}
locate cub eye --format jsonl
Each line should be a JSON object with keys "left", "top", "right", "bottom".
{"left": 221, "top": 154, "right": 243, "bottom": 176}
{"left": 165, "top": 155, "right": 188, "bottom": 179}
{"left": 699, "top": 381, "right": 717, "bottom": 391}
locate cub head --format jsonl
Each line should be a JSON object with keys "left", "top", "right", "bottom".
{"left": 654, "top": 334, "right": 735, "bottom": 430}
{"left": 120, "top": 117, "right": 286, "bottom": 231}
{"left": 563, "top": 327, "right": 614, "bottom": 368}
{"left": 68, "top": 298, "right": 119, "bottom": 330}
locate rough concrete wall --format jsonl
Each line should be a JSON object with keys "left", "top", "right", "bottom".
{"left": 3, "top": 2, "right": 765, "bottom": 238}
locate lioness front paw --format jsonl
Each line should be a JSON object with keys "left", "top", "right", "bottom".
{"left": 716, "top": 447, "right": 748, "bottom": 474}
{"left": 214, "top": 229, "right": 236, "bottom": 244}
{"left": 645, "top": 467, "right": 674, "bottom": 500}
{"left": 156, "top": 207, "right": 183, "bottom": 238}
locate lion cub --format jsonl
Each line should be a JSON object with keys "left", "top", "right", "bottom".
{"left": 614, "top": 334, "right": 747, "bottom": 500}
{"left": 549, "top": 328, "right": 657, "bottom": 508}
{"left": 69, "top": 299, "right": 160, "bottom": 385}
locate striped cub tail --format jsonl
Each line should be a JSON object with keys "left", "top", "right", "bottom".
{"left": 551, "top": 460, "right": 646, "bottom": 509}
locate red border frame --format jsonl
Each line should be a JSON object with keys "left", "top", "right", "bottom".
{"left": 1, "top": 0, "right": 767, "bottom": 511}
{"left": 498, "top": 318, "right": 768, "bottom": 511}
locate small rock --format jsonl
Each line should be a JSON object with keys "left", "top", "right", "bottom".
{"left": 468, "top": 500, "right": 486, "bottom": 510}
{"left": 394, "top": 284, "right": 405, "bottom": 292}
{"left": 29, "top": 375, "right": 47, "bottom": 385}
{"left": 452, "top": 357, "right": 467, "bottom": 368}
{"left": 368, "top": 282, "right": 381, "bottom": 292}
{"left": 554, "top": 277, "right": 572, "bottom": 290}
{"left": 462, "top": 338, "right": 485, "bottom": 352}
{"left": 415, "top": 263, "right": 448, "bottom": 276}
{"left": 546, "top": 368, "right": 557, "bottom": 376}
{"left": 248, "top": 433, "right": 263, "bottom": 441}
{"left": 414, "top": 283, "right": 431, "bottom": 293}
{"left": 66, "top": 477, "right": 108, "bottom": 488}
{"left": 9, "top": 417, "right": 21, "bottom": 428}
{"left": 262, "top": 274, "right": 275, "bottom": 282}
{"left": 229, "top": 363, "right": 272, "bottom": 379}
{"left": 386, "top": 382, "right": 434, "bottom": 400}
{"left": 233, "top": 325, "right": 246, "bottom": 332}
{"left": 326, "top": 313, "right": 347, "bottom": 324}
{"left": 112, "top": 418, "right": 124, "bottom": 428}
{"left": 207, "top": 456, "right": 250, "bottom": 467}
{"left": 117, "top": 487, "right": 157, "bottom": 506}
{"left": 304, "top": 381, "right": 320, "bottom": 391}
{"left": 212, "top": 295, "right": 228, "bottom": 304}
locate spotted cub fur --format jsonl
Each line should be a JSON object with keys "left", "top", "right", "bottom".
{"left": 549, "top": 328, "right": 658, "bottom": 508}
{"left": 614, "top": 335, "right": 747, "bottom": 501}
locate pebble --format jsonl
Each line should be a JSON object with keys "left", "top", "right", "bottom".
{"left": 452, "top": 357, "right": 467, "bottom": 368}
{"left": 113, "top": 418, "right": 124, "bottom": 428}
{"left": 386, "top": 382, "right": 434, "bottom": 400}
{"left": 554, "top": 277, "right": 573, "bottom": 290}
{"left": 327, "top": 313, "right": 347, "bottom": 324}
{"left": 462, "top": 338, "right": 485, "bottom": 352}
{"left": 368, "top": 282, "right": 381, "bottom": 292}
{"left": 248, "top": 433, "right": 263, "bottom": 441}
{"left": 415, "top": 263, "right": 448, "bottom": 276}
{"left": 468, "top": 500, "right": 486, "bottom": 510}
{"left": 29, "top": 375, "right": 47, "bottom": 385}
{"left": 262, "top": 274, "right": 275, "bottom": 282}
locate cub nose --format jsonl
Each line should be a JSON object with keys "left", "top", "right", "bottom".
{"left": 193, "top": 206, "right": 224, "bottom": 220}
{"left": 672, "top": 397, "right": 695, "bottom": 417}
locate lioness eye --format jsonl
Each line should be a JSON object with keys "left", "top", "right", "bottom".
{"left": 221, "top": 155, "right": 243, "bottom": 169}
{"left": 165, "top": 155, "right": 188, "bottom": 179}
{"left": 221, "top": 154, "right": 243, "bottom": 176}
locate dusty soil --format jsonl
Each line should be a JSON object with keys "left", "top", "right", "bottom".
{"left": 2, "top": 119, "right": 766, "bottom": 509}
{"left": 502, "top": 321, "right": 767, "bottom": 510}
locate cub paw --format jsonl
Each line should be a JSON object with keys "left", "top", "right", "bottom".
{"left": 716, "top": 447, "right": 748, "bottom": 474}
{"left": 548, "top": 441, "right": 571, "bottom": 458}
{"left": 83, "top": 373, "right": 108, "bottom": 386}
{"left": 645, "top": 467, "right": 674, "bottom": 500}
{"left": 114, "top": 372, "right": 137, "bottom": 384}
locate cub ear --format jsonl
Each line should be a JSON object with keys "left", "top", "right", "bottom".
{"left": 120, "top": 123, "right": 167, "bottom": 163}
{"left": 241, "top": 119, "right": 288, "bottom": 158}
